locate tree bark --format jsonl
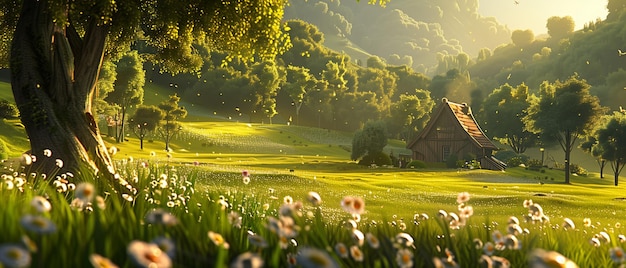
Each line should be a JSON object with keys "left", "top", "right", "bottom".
{"left": 564, "top": 130, "right": 571, "bottom": 184}
{"left": 615, "top": 161, "right": 620, "bottom": 186}
{"left": 10, "top": 0, "right": 118, "bottom": 185}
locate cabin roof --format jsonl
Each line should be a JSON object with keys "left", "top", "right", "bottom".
{"left": 407, "top": 98, "right": 497, "bottom": 149}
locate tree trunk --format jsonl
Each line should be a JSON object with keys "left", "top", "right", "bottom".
{"left": 615, "top": 161, "right": 620, "bottom": 186}
{"left": 600, "top": 159, "right": 605, "bottom": 179}
{"left": 117, "top": 106, "right": 126, "bottom": 143}
{"left": 564, "top": 130, "right": 571, "bottom": 184}
{"left": 11, "top": 0, "right": 118, "bottom": 184}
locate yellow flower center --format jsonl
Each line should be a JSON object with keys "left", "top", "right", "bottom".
{"left": 8, "top": 248, "right": 22, "bottom": 259}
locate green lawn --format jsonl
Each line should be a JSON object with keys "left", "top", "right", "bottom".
{"left": 2, "top": 106, "right": 626, "bottom": 267}
{"left": 95, "top": 119, "right": 626, "bottom": 227}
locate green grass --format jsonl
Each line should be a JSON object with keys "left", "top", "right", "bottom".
{"left": 1, "top": 107, "right": 626, "bottom": 267}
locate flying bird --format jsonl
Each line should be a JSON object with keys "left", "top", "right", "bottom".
{"left": 619, "top": 49, "right": 626, "bottom": 56}
{"left": 514, "top": 1, "right": 519, "bottom": 5}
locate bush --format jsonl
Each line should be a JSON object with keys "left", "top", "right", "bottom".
{"left": 569, "top": 164, "right": 587, "bottom": 176}
{"left": 358, "top": 151, "right": 392, "bottom": 166}
{"left": 456, "top": 159, "right": 481, "bottom": 169}
{"left": 406, "top": 160, "right": 427, "bottom": 169}
{"left": 506, "top": 154, "right": 530, "bottom": 167}
{"left": 527, "top": 159, "right": 543, "bottom": 170}
{"left": 446, "top": 154, "right": 459, "bottom": 168}
{"left": 0, "top": 100, "right": 18, "bottom": 119}
{"left": 495, "top": 150, "right": 517, "bottom": 162}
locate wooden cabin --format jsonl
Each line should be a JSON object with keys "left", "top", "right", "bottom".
{"left": 406, "top": 98, "right": 506, "bottom": 170}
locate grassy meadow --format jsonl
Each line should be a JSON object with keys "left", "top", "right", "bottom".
{"left": 0, "top": 81, "right": 626, "bottom": 267}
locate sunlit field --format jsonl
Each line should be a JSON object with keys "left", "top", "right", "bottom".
{"left": 1, "top": 116, "right": 626, "bottom": 267}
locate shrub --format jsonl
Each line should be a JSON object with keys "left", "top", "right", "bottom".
{"left": 506, "top": 154, "right": 530, "bottom": 167}
{"left": 358, "top": 151, "right": 392, "bottom": 166}
{"left": 456, "top": 159, "right": 481, "bottom": 169}
{"left": 446, "top": 154, "right": 459, "bottom": 168}
{"left": 0, "top": 100, "right": 18, "bottom": 119}
{"left": 569, "top": 164, "right": 587, "bottom": 176}
{"left": 527, "top": 159, "right": 543, "bottom": 170}
{"left": 406, "top": 160, "right": 427, "bottom": 169}
{"left": 495, "top": 150, "right": 517, "bottom": 162}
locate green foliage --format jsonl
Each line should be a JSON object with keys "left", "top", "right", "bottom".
{"left": 547, "top": 16, "right": 575, "bottom": 39}
{"left": 459, "top": 159, "right": 481, "bottom": 169}
{"left": 406, "top": 160, "right": 427, "bottom": 169}
{"left": 507, "top": 155, "right": 530, "bottom": 167}
{"left": 357, "top": 151, "right": 392, "bottom": 166}
{"left": 350, "top": 121, "right": 388, "bottom": 161}
{"left": 250, "top": 61, "right": 284, "bottom": 122}
{"left": 387, "top": 92, "right": 435, "bottom": 141}
{"left": 0, "top": 137, "right": 8, "bottom": 160}
{"left": 569, "top": 163, "right": 588, "bottom": 176}
{"left": 607, "top": 0, "right": 626, "bottom": 19}
{"left": 0, "top": 99, "right": 18, "bottom": 119}
{"left": 524, "top": 75, "right": 606, "bottom": 182}
{"left": 591, "top": 112, "right": 626, "bottom": 185}
{"left": 495, "top": 150, "right": 518, "bottom": 163}
{"left": 429, "top": 69, "right": 474, "bottom": 102}
{"left": 511, "top": 29, "right": 535, "bottom": 47}
{"left": 158, "top": 94, "right": 187, "bottom": 151}
{"left": 478, "top": 83, "right": 537, "bottom": 154}
{"left": 105, "top": 50, "right": 145, "bottom": 142}
{"left": 445, "top": 154, "right": 458, "bottom": 168}
{"left": 527, "top": 159, "right": 543, "bottom": 170}
{"left": 130, "top": 105, "right": 164, "bottom": 150}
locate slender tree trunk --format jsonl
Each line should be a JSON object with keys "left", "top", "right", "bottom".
{"left": 615, "top": 161, "right": 620, "bottom": 186}
{"left": 600, "top": 159, "right": 605, "bottom": 178}
{"left": 564, "top": 130, "right": 571, "bottom": 184}
{"left": 11, "top": 0, "right": 118, "bottom": 183}
{"left": 117, "top": 106, "right": 126, "bottom": 143}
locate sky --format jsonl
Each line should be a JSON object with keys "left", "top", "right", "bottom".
{"left": 478, "top": 0, "right": 609, "bottom": 35}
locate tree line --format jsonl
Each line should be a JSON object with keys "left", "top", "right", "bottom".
{"left": 102, "top": 20, "right": 438, "bottom": 143}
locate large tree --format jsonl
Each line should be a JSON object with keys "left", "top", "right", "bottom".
{"left": 129, "top": 105, "right": 163, "bottom": 150}
{"left": 524, "top": 76, "right": 606, "bottom": 183}
{"left": 249, "top": 60, "right": 285, "bottom": 124}
{"left": 0, "top": 0, "right": 389, "bottom": 182}
{"left": 546, "top": 16, "right": 575, "bottom": 40}
{"left": 592, "top": 112, "right": 626, "bottom": 186}
{"left": 479, "top": 83, "right": 537, "bottom": 154}
{"left": 158, "top": 94, "right": 187, "bottom": 152}
{"left": 0, "top": 0, "right": 292, "bottom": 182}
{"left": 282, "top": 65, "right": 317, "bottom": 125}
{"left": 387, "top": 91, "right": 434, "bottom": 142}
{"left": 105, "top": 50, "right": 145, "bottom": 143}
{"left": 351, "top": 120, "right": 388, "bottom": 161}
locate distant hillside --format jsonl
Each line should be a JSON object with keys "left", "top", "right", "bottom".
{"left": 467, "top": 10, "right": 626, "bottom": 111}
{"left": 284, "top": 0, "right": 511, "bottom": 74}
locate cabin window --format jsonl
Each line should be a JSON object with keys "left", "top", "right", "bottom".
{"left": 442, "top": 145, "right": 451, "bottom": 161}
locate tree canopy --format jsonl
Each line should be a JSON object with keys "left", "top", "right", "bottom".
{"left": 0, "top": 0, "right": 340, "bottom": 183}
{"left": 479, "top": 83, "right": 536, "bottom": 154}
{"left": 524, "top": 75, "right": 606, "bottom": 183}
{"left": 591, "top": 112, "right": 626, "bottom": 186}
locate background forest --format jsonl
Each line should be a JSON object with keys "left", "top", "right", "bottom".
{"left": 5, "top": 0, "right": 625, "bottom": 149}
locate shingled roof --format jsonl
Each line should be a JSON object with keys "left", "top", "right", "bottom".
{"left": 407, "top": 98, "right": 497, "bottom": 150}
{"left": 446, "top": 100, "right": 497, "bottom": 149}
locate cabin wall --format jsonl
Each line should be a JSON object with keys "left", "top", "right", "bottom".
{"left": 409, "top": 110, "right": 484, "bottom": 163}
